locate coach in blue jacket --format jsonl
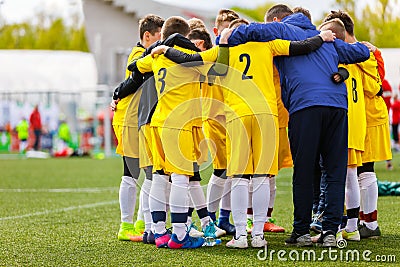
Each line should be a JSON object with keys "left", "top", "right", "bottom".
{"left": 228, "top": 4, "right": 370, "bottom": 247}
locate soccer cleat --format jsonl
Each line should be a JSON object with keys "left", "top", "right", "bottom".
{"left": 316, "top": 230, "right": 337, "bottom": 247}
{"left": 359, "top": 225, "right": 381, "bottom": 239}
{"left": 167, "top": 233, "right": 205, "bottom": 249}
{"left": 154, "top": 230, "right": 172, "bottom": 248}
{"left": 217, "top": 218, "right": 236, "bottom": 235}
{"left": 226, "top": 235, "right": 248, "bottom": 249}
{"left": 246, "top": 218, "right": 253, "bottom": 233}
{"left": 117, "top": 222, "right": 143, "bottom": 242}
{"left": 134, "top": 220, "right": 145, "bottom": 234}
{"left": 310, "top": 213, "right": 323, "bottom": 233}
{"left": 143, "top": 231, "right": 155, "bottom": 244}
{"left": 203, "top": 220, "right": 226, "bottom": 238}
{"left": 263, "top": 222, "right": 285, "bottom": 233}
{"left": 285, "top": 231, "right": 312, "bottom": 247}
{"left": 251, "top": 234, "right": 267, "bottom": 248}
{"left": 188, "top": 223, "right": 204, "bottom": 237}
{"left": 342, "top": 229, "right": 360, "bottom": 241}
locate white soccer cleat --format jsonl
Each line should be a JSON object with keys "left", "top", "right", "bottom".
{"left": 251, "top": 234, "right": 267, "bottom": 248}
{"left": 226, "top": 235, "right": 248, "bottom": 249}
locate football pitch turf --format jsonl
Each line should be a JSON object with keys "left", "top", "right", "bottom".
{"left": 0, "top": 155, "right": 399, "bottom": 266}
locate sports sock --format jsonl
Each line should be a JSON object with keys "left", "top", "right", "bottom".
{"left": 345, "top": 167, "right": 360, "bottom": 232}
{"left": 170, "top": 173, "right": 189, "bottom": 240}
{"left": 206, "top": 174, "right": 226, "bottom": 213}
{"left": 359, "top": 172, "right": 378, "bottom": 230}
{"left": 149, "top": 173, "right": 169, "bottom": 232}
{"left": 231, "top": 178, "right": 249, "bottom": 238}
{"left": 267, "top": 176, "right": 276, "bottom": 221}
{"left": 252, "top": 176, "right": 270, "bottom": 236}
{"left": 220, "top": 178, "right": 232, "bottom": 211}
{"left": 140, "top": 178, "right": 152, "bottom": 233}
{"left": 119, "top": 176, "right": 138, "bottom": 223}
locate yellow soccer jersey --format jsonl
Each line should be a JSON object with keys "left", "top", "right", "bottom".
{"left": 136, "top": 45, "right": 216, "bottom": 130}
{"left": 222, "top": 40, "right": 290, "bottom": 122}
{"left": 273, "top": 66, "right": 289, "bottom": 128}
{"left": 341, "top": 63, "right": 366, "bottom": 151}
{"left": 201, "top": 76, "right": 225, "bottom": 121}
{"left": 112, "top": 45, "right": 145, "bottom": 127}
{"left": 357, "top": 53, "right": 388, "bottom": 127}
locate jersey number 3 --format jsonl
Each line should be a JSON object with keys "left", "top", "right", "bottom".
{"left": 239, "top": 53, "right": 253, "bottom": 80}
{"left": 158, "top": 68, "right": 167, "bottom": 93}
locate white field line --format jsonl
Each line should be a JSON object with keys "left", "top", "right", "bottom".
{"left": 0, "top": 187, "right": 118, "bottom": 193}
{"left": 0, "top": 200, "right": 118, "bottom": 221}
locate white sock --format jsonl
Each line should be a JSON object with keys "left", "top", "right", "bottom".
{"left": 154, "top": 221, "right": 166, "bottom": 235}
{"left": 267, "top": 176, "right": 276, "bottom": 221}
{"left": 345, "top": 167, "right": 360, "bottom": 232}
{"left": 206, "top": 174, "right": 226, "bottom": 213}
{"left": 136, "top": 185, "right": 144, "bottom": 222}
{"left": 170, "top": 173, "right": 189, "bottom": 240}
{"left": 119, "top": 176, "right": 138, "bottom": 223}
{"left": 140, "top": 179, "right": 152, "bottom": 233}
{"left": 189, "top": 181, "right": 207, "bottom": 210}
{"left": 200, "top": 216, "right": 212, "bottom": 229}
{"left": 252, "top": 176, "right": 270, "bottom": 236}
{"left": 166, "top": 179, "right": 171, "bottom": 213}
{"left": 359, "top": 172, "right": 378, "bottom": 230}
{"left": 231, "top": 178, "right": 249, "bottom": 238}
{"left": 221, "top": 178, "right": 232, "bottom": 211}
{"left": 247, "top": 179, "right": 253, "bottom": 220}
{"left": 149, "top": 173, "right": 169, "bottom": 226}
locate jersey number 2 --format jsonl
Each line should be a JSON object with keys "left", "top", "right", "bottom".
{"left": 239, "top": 53, "right": 253, "bottom": 80}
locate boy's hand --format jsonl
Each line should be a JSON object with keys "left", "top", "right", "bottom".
{"left": 319, "top": 30, "right": 335, "bottom": 42}
{"left": 219, "top": 28, "right": 234, "bottom": 44}
{"left": 332, "top": 73, "right": 342, "bottom": 83}
{"left": 110, "top": 99, "right": 119, "bottom": 111}
{"left": 151, "top": 45, "right": 169, "bottom": 58}
{"left": 361, "top": 41, "right": 377, "bottom": 52}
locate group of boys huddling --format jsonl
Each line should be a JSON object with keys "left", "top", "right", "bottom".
{"left": 110, "top": 3, "right": 391, "bottom": 249}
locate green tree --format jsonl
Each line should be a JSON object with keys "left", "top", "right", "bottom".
{"left": 232, "top": 2, "right": 274, "bottom": 22}
{"left": 0, "top": 13, "right": 88, "bottom": 51}
{"left": 334, "top": 0, "right": 400, "bottom": 47}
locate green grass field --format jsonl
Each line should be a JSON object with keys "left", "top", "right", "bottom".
{"left": 0, "top": 155, "right": 399, "bottom": 266}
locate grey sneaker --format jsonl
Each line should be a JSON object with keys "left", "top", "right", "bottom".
{"left": 359, "top": 225, "right": 381, "bottom": 239}
{"left": 285, "top": 231, "right": 312, "bottom": 247}
{"left": 317, "top": 230, "right": 337, "bottom": 247}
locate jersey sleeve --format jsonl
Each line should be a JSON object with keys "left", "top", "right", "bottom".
{"left": 268, "top": 39, "right": 290, "bottom": 57}
{"left": 136, "top": 54, "right": 154, "bottom": 74}
{"left": 357, "top": 53, "right": 382, "bottom": 98}
{"left": 334, "top": 39, "right": 370, "bottom": 64}
{"left": 125, "top": 47, "right": 145, "bottom": 78}
{"left": 373, "top": 48, "right": 385, "bottom": 80}
{"left": 228, "top": 22, "right": 284, "bottom": 46}
{"left": 199, "top": 46, "right": 219, "bottom": 63}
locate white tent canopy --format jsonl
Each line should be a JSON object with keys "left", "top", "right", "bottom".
{"left": 0, "top": 50, "right": 98, "bottom": 92}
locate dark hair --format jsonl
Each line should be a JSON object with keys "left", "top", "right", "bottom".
{"left": 292, "top": 6, "right": 312, "bottom": 22}
{"left": 265, "top": 4, "right": 293, "bottom": 22}
{"left": 139, "top": 14, "right": 164, "bottom": 40}
{"left": 215, "top": 9, "right": 240, "bottom": 28}
{"left": 323, "top": 10, "right": 354, "bottom": 36}
{"left": 228, "top": 18, "right": 250, "bottom": 29}
{"left": 188, "top": 29, "right": 213, "bottom": 50}
{"left": 161, "top": 16, "right": 190, "bottom": 40}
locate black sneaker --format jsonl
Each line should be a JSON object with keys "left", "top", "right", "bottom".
{"left": 142, "top": 231, "right": 149, "bottom": 244}
{"left": 316, "top": 230, "right": 337, "bottom": 247}
{"left": 285, "top": 231, "right": 312, "bottom": 247}
{"left": 359, "top": 225, "right": 381, "bottom": 239}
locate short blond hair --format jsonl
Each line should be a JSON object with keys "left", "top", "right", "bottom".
{"left": 188, "top": 18, "right": 207, "bottom": 31}
{"left": 318, "top": 18, "right": 346, "bottom": 41}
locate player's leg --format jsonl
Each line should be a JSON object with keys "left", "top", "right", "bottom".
{"left": 226, "top": 116, "right": 252, "bottom": 249}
